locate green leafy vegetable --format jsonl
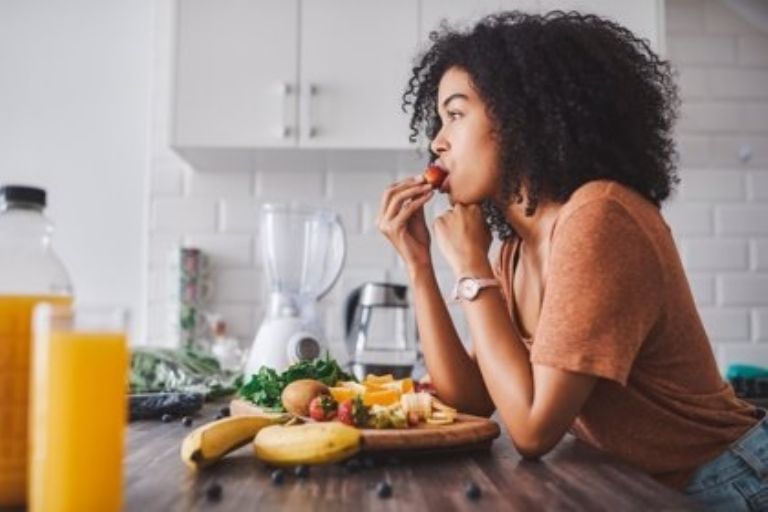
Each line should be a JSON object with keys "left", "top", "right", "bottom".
{"left": 129, "top": 347, "right": 242, "bottom": 399}
{"left": 238, "top": 354, "right": 355, "bottom": 411}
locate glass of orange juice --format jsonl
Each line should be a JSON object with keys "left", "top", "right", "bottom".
{"left": 29, "top": 304, "right": 129, "bottom": 512}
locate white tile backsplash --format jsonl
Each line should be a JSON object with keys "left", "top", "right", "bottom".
{"left": 145, "top": 0, "right": 768, "bottom": 370}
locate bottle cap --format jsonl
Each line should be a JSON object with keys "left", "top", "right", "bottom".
{"left": 0, "top": 185, "right": 46, "bottom": 209}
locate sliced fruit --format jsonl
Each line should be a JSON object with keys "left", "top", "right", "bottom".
{"left": 338, "top": 381, "right": 367, "bottom": 394}
{"left": 400, "top": 391, "right": 434, "bottom": 420}
{"left": 180, "top": 413, "right": 290, "bottom": 469}
{"left": 329, "top": 386, "right": 358, "bottom": 403}
{"left": 362, "top": 389, "right": 400, "bottom": 407}
{"left": 364, "top": 374, "right": 394, "bottom": 385}
{"left": 381, "top": 377, "right": 414, "bottom": 394}
{"left": 431, "top": 410, "right": 457, "bottom": 421}
{"left": 432, "top": 397, "right": 457, "bottom": 414}
{"left": 253, "top": 422, "right": 361, "bottom": 466}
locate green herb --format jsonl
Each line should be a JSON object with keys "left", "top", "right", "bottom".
{"left": 238, "top": 353, "right": 356, "bottom": 411}
{"left": 129, "top": 347, "right": 242, "bottom": 399}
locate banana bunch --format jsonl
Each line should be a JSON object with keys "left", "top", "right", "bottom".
{"left": 253, "top": 422, "right": 362, "bottom": 466}
{"left": 180, "top": 414, "right": 290, "bottom": 469}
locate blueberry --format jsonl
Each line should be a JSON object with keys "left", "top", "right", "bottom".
{"left": 294, "top": 464, "right": 310, "bottom": 478}
{"left": 205, "top": 482, "right": 222, "bottom": 501}
{"left": 465, "top": 482, "right": 481, "bottom": 500}
{"left": 214, "top": 412, "right": 225, "bottom": 420}
{"left": 376, "top": 481, "right": 392, "bottom": 499}
{"left": 219, "top": 406, "right": 231, "bottom": 417}
{"left": 271, "top": 469, "right": 285, "bottom": 485}
{"left": 161, "top": 413, "right": 174, "bottom": 423}
{"left": 363, "top": 456, "right": 376, "bottom": 469}
{"left": 386, "top": 456, "right": 401, "bottom": 466}
{"left": 345, "top": 458, "right": 361, "bottom": 473}
{"left": 181, "top": 416, "right": 193, "bottom": 427}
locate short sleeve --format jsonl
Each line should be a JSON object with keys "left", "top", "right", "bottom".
{"left": 531, "top": 199, "right": 664, "bottom": 385}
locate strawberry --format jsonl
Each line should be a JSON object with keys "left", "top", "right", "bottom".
{"left": 337, "top": 396, "right": 369, "bottom": 427}
{"left": 423, "top": 165, "right": 448, "bottom": 189}
{"left": 308, "top": 394, "right": 337, "bottom": 421}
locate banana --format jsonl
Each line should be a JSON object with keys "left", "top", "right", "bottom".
{"left": 180, "top": 413, "right": 290, "bottom": 469}
{"left": 253, "top": 422, "right": 362, "bottom": 466}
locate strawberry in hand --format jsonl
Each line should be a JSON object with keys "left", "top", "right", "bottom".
{"left": 423, "top": 165, "right": 448, "bottom": 190}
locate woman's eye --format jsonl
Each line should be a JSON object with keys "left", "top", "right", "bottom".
{"left": 447, "top": 111, "right": 463, "bottom": 121}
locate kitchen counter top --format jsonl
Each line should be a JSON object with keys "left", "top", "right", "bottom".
{"left": 122, "top": 402, "right": 696, "bottom": 511}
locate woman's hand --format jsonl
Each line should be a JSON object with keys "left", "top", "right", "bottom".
{"left": 377, "top": 176, "right": 435, "bottom": 271}
{"left": 434, "top": 203, "right": 493, "bottom": 276}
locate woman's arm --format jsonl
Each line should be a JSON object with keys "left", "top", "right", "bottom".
{"left": 458, "top": 261, "right": 597, "bottom": 458}
{"left": 409, "top": 263, "right": 495, "bottom": 417}
{"left": 375, "top": 176, "right": 494, "bottom": 417}
{"left": 433, "top": 204, "right": 598, "bottom": 458}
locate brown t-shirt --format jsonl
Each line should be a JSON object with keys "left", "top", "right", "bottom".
{"left": 493, "top": 179, "right": 759, "bottom": 489}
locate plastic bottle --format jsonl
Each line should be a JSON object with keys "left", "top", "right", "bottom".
{"left": 209, "top": 317, "right": 244, "bottom": 372}
{"left": 0, "top": 185, "right": 72, "bottom": 506}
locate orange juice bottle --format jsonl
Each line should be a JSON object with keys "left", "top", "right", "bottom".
{"left": 0, "top": 185, "right": 72, "bottom": 507}
{"left": 30, "top": 305, "right": 128, "bottom": 512}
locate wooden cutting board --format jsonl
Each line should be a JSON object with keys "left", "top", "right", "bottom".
{"left": 230, "top": 398, "right": 501, "bottom": 454}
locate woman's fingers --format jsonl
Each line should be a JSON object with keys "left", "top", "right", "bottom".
{"left": 377, "top": 176, "right": 425, "bottom": 220}
{"left": 392, "top": 189, "right": 433, "bottom": 226}
{"left": 383, "top": 182, "right": 433, "bottom": 221}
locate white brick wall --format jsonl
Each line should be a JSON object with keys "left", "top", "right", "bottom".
{"left": 145, "top": 0, "right": 768, "bottom": 371}
{"left": 664, "top": 0, "right": 768, "bottom": 368}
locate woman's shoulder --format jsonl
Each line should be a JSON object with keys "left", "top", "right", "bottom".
{"left": 558, "top": 179, "right": 663, "bottom": 232}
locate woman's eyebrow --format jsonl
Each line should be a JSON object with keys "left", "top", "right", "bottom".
{"left": 441, "top": 93, "right": 469, "bottom": 109}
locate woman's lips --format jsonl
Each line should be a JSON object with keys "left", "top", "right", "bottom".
{"left": 439, "top": 174, "right": 451, "bottom": 193}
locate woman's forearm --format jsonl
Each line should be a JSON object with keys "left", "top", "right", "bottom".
{"left": 408, "top": 263, "right": 495, "bottom": 416}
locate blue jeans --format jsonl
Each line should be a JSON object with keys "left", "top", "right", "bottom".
{"left": 684, "top": 409, "right": 768, "bottom": 511}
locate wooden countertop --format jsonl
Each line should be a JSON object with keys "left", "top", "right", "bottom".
{"left": 123, "top": 402, "right": 696, "bottom": 511}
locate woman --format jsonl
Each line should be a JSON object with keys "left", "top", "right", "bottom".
{"left": 377, "top": 11, "right": 767, "bottom": 510}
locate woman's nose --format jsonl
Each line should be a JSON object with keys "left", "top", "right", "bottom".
{"left": 430, "top": 131, "right": 449, "bottom": 155}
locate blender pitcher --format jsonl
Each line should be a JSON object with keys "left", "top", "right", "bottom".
{"left": 245, "top": 203, "right": 346, "bottom": 374}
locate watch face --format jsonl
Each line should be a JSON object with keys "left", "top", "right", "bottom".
{"left": 460, "top": 279, "right": 479, "bottom": 299}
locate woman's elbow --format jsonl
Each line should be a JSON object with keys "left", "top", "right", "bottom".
{"left": 509, "top": 430, "right": 560, "bottom": 459}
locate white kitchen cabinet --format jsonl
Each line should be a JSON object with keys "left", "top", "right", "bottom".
{"left": 300, "top": 0, "right": 417, "bottom": 149}
{"left": 173, "top": 0, "right": 299, "bottom": 147}
{"left": 171, "top": 0, "right": 664, "bottom": 153}
{"left": 172, "top": 0, "right": 416, "bottom": 150}
{"left": 420, "top": 0, "right": 664, "bottom": 53}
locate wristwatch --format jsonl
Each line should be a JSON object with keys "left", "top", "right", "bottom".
{"left": 450, "top": 276, "right": 501, "bottom": 302}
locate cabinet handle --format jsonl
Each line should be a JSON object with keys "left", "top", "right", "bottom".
{"left": 306, "top": 83, "right": 318, "bottom": 139}
{"left": 279, "top": 82, "right": 293, "bottom": 139}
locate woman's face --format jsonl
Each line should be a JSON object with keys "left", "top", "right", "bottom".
{"left": 430, "top": 66, "right": 502, "bottom": 205}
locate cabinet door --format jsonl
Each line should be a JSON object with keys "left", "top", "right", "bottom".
{"left": 173, "top": 0, "right": 299, "bottom": 147}
{"left": 299, "top": 0, "right": 417, "bottom": 149}
{"left": 421, "top": 0, "right": 539, "bottom": 36}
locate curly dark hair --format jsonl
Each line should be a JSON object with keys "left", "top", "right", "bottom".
{"left": 402, "top": 10, "right": 680, "bottom": 240}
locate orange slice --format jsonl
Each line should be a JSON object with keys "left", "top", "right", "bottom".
{"left": 338, "top": 381, "right": 367, "bottom": 394}
{"left": 364, "top": 374, "right": 394, "bottom": 385}
{"left": 381, "top": 377, "right": 414, "bottom": 394}
{"left": 362, "top": 389, "right": 400, "bottom": 407}
{"left": 329, "top": 386, "right": 358, "bottom": 403}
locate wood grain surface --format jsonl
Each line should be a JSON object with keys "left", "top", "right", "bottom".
{"left": 118, "top": 401, "right": 696, "bottom": 511}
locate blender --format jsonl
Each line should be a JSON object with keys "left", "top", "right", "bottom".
{"left": 244, "top": 203, "right": 346, "bottom": 374}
